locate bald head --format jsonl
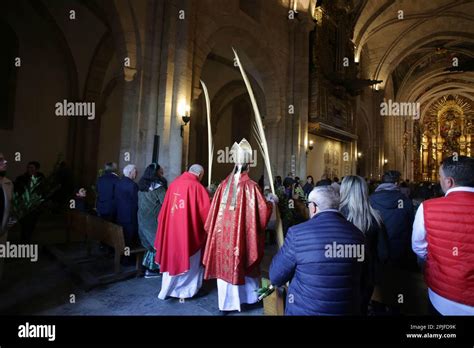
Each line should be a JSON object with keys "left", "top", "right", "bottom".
{"left": 189, "top": 164, "right": 204, "bottom": 182}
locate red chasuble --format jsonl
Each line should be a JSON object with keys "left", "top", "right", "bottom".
{"left": 154, "top": 172, "right": 210, "bottom": 276}
{"left": 203, "top": 172, "right": 272, "bottom": 285}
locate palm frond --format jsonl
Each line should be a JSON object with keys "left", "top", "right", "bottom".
{"left": 232, "top": 48, "right": 275, "bottom": 195}
{"left": 232, "top": 47, "right": 284, "bottom": 248}
{"left": 200, "top": 79, "right": 213, "bottom": 187}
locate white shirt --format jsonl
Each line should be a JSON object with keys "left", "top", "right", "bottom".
{"left": 412, "top": 186, "right": 474, "bottom": 315}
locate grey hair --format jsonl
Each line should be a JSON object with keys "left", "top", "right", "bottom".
{"left": 123, "top": 164, "right": 137, "bottom": 178}
{"left": 308, "top": 185, "right": 340, "bottom": 210}
{"left": 340, "top": 175, "right": 382, "bottom": 233}
{"left": 188, "top": 164, "right": 204, "bottom": 176}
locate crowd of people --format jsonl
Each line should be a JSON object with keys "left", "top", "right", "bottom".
{"left": 1, "top": 147, "right": 473, "bottom": 316}
{"left": 270, "top": 156, "right": 473, "bottom": 315}
{"left": 89, "top": 149, "right": 472, "bottom": 315}
{"left": 88, "top": 140, "right": 273, "bottom": 312}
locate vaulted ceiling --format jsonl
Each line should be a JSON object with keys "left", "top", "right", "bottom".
{"left": 353, "top": 0, "right": 474, "bottom": 118}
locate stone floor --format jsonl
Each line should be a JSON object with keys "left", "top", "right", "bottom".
{"left": 0, "top": 256, "right": 262, "bottom": 316}
{"left": 0, "top": 210, "right": 428, "bottom": 316}
{"left": 0, "top": 212, "right": 263, "bottom": 316}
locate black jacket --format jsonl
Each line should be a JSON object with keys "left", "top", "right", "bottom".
{"left": 340, "top": 207, "right": 389, "bottom": 286}
{"left": 370, "top": 186, "right": 415, "bottom": 268}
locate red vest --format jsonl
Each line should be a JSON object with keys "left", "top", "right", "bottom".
{"left": 423, "top": 191, "right": 474, "bottom": 306}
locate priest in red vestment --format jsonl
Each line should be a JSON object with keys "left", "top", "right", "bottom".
{"left": 203, "top": 139, "right": 272, "bottom": 312}
{"left": 155, "top": 164, "right": 210, "bottom": 299}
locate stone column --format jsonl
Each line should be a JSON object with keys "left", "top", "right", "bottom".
{"left": 295, "top": 15, "right": 315, "bottom": 179}
{"left": 132, "top": 0, "right": 167, "bottom": 177}
{"left": 155, "top": 0, "right": 195, "bottom": 181}
{"left": 283, "top": 18, "right": 297, "bottom": 178}
{"left": 284, "top": 12, "right": 314, "bottom": 179}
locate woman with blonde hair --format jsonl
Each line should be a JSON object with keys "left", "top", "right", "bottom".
{"left": 340, "top": 175, "right": 389, "bottom": 315}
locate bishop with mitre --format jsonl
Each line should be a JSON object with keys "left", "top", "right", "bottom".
{"left": 203, "top": 139, "right": 272, "bottom": 312}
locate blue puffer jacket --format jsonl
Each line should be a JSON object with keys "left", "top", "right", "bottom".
{"left": 269, "top": 211, "right": 365, "bottom": 315}
{"left": 369, "top": 185, "right": 414, "bottom": 267}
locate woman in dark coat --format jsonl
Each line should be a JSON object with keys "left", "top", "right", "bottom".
{"left": 137, "top": 163, "right": 166, "bottom": 278}
{"left": 340, "top": 175, "right": 389, "bottom": 315}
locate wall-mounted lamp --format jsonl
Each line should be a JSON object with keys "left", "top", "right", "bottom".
{"left": 357, "top": 152, "right": 362, "bottom": 158}
{"left": 178, "top": 101, "right": 191, "bottom": 138}
{"left": 384, "top": 159, "right": 388, "bottom": 164}
{"left": 306, "top": 140, "right": 314, "bottom": 155}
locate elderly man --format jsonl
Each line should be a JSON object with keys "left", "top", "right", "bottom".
{"left": 270, "top": 185, "right": 365, "bottom": 315}
{"left": 412, "top": 155, "right": 474, "bottom": 315}
{"left": 115, "top": 164, "right": 139, "bottom": 247}
{"left": 155, "top": 164, "right": 210, "bottom": 300}
{"left": 0, "top": 153, "right": 13, "bottom": 280}
{"left": 96, "top": 162, "right": 120, "bottom": 221}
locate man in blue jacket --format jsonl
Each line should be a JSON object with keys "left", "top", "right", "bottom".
{"left": 96, "top": 162, "right": 120, "bottom": 221}
{"left": 269, "top": 185, "right": 365, "bottom": 315}
{"left": 115, "top": 164, "right": 139, "bottom": 247}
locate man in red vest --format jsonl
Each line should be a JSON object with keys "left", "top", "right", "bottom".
{"left": 412, "top": 155, "right": 474, "bottom": 315}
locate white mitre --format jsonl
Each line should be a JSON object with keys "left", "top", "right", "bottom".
{"left": 230, "top": 138, "right": 253, "bottom": 165}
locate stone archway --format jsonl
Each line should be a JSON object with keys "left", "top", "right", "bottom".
{"left": 68, "top": 32, "right": 117, "bottom": 186}
{"left": 189, "top": 53, "right": 266, "bottom": 185}
{"left": 193, "top": 26, "right": 282, "bottom": 124}
{"left": 190, "top": 25, "right": 284, "bottom": 183}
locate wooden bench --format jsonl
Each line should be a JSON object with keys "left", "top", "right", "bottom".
{"left": 47, "top": 210, "right": 147, "bottom": 290}
{"left": 85, "top": 214, "right": 146, "bottom": 274}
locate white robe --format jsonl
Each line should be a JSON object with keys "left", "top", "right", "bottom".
{"left": 217, "top": 277, "right": 260, "bottom": 311}
{"left": 158, "top": 250, "right": 203, "bottom": 300}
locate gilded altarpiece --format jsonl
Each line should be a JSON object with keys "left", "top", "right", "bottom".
{"left": 416, "top": 95, "right": 473, "bottom": 181}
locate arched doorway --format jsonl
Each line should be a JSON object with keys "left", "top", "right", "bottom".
{"left": 189, "top": 50, "right": 266, "bottom": 185}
